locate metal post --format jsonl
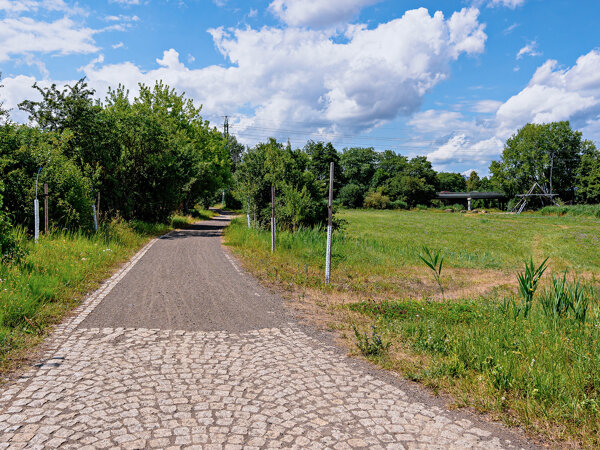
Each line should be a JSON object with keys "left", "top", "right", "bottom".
{"left": 467, "top": 197, "right": 472, "bottom": 211}
{"left": 325, "top": 162, "right": 334, "bottom": 284}
{"left": 92, "top": 204, "right": 98, "bottom": 231}
{"left": 222, "top": 190, "right": 225, "bottom": 207}
{"left": 44, "top": 183, "right": 48, "bottom": 234}
{"left": 34, "top": 167, "right": 41, "bottom": 243}
{"left": 247, "top": 200, "right": 251, "bottom": 229}
{"left": 271, "top": 184, "right": 275, "bottom": 254}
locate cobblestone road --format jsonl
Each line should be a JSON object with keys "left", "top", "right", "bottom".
{"left": 0, "top": 216, "right": 537, "bottom": 449}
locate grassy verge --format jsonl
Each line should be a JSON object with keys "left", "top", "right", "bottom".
{"left": 0, "top": 219, "right": 173, "bottom": 376}
{"left": 224, "top": 210, "right": 600, "bottom": 447}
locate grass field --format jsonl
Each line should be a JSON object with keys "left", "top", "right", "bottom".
{"left": 0, "top": 209, "right": 215, "bottom": 375}
{"left": 224, "top": 209, "right": 600, "bottom": 447}
{"left": 226, "top": 209, "right": 600, "bottom": 301}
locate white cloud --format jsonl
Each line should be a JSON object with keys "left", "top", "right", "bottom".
{"left": 268, "top": 0, "right": 382, "bottom": 28}
{"left": 112, "top": 42, "right": 124, "bottom": 49}
{"left": 0, "top": 16, "right": 99, "bottom": 62}
{"left": 0, "top": 0, "right": 83, "bottom": 15}
{"left": 427, "top": 49, "right": 600, "bottom": 172}
{"left": 109, "top": 0, "right": 140, "bottom": 5}
{"left": 248, "top": 8, "right": 257, "bottom": 18}
{"left": 428, "top": 134, "right": 503, "bottom": 166}
{"left": 497, "top": 50, "right": 600, "bottom": 138}
{"left": 516, "top": 41, "right": 541, "bottom": 60}
{"left": 471, "top": 99, "right": 502, "bottom": 113}
{"left": 76, "top": 7, "right": 486, "bottom": 141}
{"left": 487, "top": 0, "right": 525, "bottom": 8}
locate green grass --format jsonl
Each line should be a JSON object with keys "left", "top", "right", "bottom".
{"left": 0, "top": 218, "right": 171, "bottom": 374}
{"left": 171, "top": 207, "right": 218, "bottom": 228}
{"left": 225, "top": 209, "right": 600, "bottom": 299}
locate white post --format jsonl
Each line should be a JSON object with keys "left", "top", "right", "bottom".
{"left": 92, "top": 204, "right": 98, "bottom": 231}
{"left": 271, "top": 185, "right": 275, "bottom": 254}
{"left": 468, "top": 197, "right": 472, "bottom": 211}
{"left": 325, "top": 162, "right": 334, "bottom": 284}
{"left": 34, "top": 167, "right": 41, "bottom": 243}
{"left": 34, "top": 198, "right": 39, "bottom": 243}
{"left": 247, "top": 200, "right": 251, "bottom": 228}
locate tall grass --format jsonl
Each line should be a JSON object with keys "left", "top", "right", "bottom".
{"left": 540, "top": 204, "right": 600, "bottom": 218}
{"left": 0, "top": 218, "right": 170, "bottom": 373}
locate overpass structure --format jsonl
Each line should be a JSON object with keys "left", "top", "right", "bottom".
{"left": 436, "top": 191, "right": 507, "bottom": 211}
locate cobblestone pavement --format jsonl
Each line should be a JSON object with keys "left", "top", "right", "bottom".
{"left": 0, "top": 217, "right": 537, "bottom": 449}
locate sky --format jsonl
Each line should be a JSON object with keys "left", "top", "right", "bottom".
{"left": 1, "top": 0, "right": 600, "bottom": 176}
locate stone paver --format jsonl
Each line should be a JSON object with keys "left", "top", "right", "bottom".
{"left": 1, "top": 325, "right": 524, "bottom": 449}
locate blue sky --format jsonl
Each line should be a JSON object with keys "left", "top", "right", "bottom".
{"left": 1, "top": 0, "right": 599, "bottom": 176}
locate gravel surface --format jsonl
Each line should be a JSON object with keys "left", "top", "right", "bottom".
{"left": 0, "top": 212, "right": 540, "bottom": 449}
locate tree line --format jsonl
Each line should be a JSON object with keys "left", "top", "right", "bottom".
{"left": 232, "top": 120, "right": 599, "bottom": 230}
{"left": 0, "top": 78, "right": 230, "bottom": 237}
{"left": 2, "top": 73, "right": 599, "bottom": 246}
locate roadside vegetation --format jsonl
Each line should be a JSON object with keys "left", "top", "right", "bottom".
{"left": 225, "top": 209, "right": 600, "bottom": 447}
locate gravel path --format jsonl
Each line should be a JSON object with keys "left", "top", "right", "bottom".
{"left": 0, "top": 213, "right": 539, "bottom": 449}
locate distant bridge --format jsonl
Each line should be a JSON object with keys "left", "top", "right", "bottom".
{"left": 436, "top": 191, "right": 507, "bottom": 210}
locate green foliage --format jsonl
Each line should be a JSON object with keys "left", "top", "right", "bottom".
{"left": 5, "top": 79, "right": 230, "bottom": 228}
{"left": 540, "top": 271, "right": 591, "bottom": 324}
{"left": 516, "top": 257, "right": 548, "bottom": 317}
{"left": 233, "top": 138, "right": 327, "bottom": 231}
{"left": 490, "top": 121, "right": 583, "bottom": 204}
{"left": 363, "top": 190, "right": 390, "bottom": 209}
{"left": 437, "top": 172, "right": 467, "bottom": 192}
{"left": 575, "top": 140, "right": 600, "bottom": 204}
{"left": 419, "top": 246, "right": 445, "bottom": 297}
{"left": 0, "top": 183, "right": 26, "bottom": 264}
{"left": 352, "top": 324, "right": 390, "bottom": 356}
{"left": 539, "top": 204, "right": 600, "bottom": 217}
{"left": 466, "top": 170, "right": 481, "bottom": 192}
{"left": 338, "top": 183, "right": 364, "bottom": 208}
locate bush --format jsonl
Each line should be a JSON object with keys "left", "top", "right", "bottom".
{"left": 338, "top": 183, "right": 364, "bottom": 208}
{"left": 363, "top": 190, "right": 390, "bottom": 209}
{"left": 390, "top": 199, "right": 408, "bottom": 210}
{"left": 0, "top": 184, "right": 26, "bottom": 264}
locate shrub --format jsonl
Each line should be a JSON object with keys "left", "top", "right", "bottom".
{"left": 363, "top": 190, "right": 390, "bottom": 209}
{"left": 390, "top": 199, "right": 408, "bottom": 210}
{"left": 338, "top": 183, "right": 364, "bottom": 208}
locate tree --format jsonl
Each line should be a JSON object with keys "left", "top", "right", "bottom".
{"left": 575, "top": 140, "right": 600, "bottom": 204}
{"left": 466, "top": 171, "right": 481, "bottom": 192}
{"left": 490, "top": 121, "right": 583, "bottom": 202}
{"left": 437, "top": 172, "right": 467, "bottom": 192}
{"left": 0, "top": 73, "right": 8, "bottom": 124}
{"left": 233, "top": 138, "right": 327, "bottom": 230}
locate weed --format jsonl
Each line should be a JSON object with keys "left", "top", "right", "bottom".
{"left": 516, "top": 257, "right": 548, "bottom": 317}
{"left": 352, "top": 324, "right": 390, "bottom": 356}
{"left": 419, "top": 246, "right": 445, "bottom": 298}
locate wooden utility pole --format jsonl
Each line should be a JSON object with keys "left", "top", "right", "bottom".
{"left": 43, "top": 183, "right": 48, "bottom": 234}
{"left": 325, "top": 162, "right": 334, "bottom": 284}
{"left": 271, "top": 184, "right": 275, "bottom": 254}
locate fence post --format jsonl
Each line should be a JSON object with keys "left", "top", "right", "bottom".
{"left": 44, "top": 183, "right": 48, "bottom": 234}
{"left": 271, "top": 184, "right": 275, "bottom": 254}
{"left": 326, "top": 162, "right": 334, "bottom": 284}
{"left": 34, "top": 167, "right": 41, "bottom": 243}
